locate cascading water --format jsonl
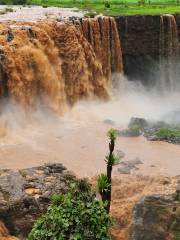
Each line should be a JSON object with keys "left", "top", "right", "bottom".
{"left": 0, "top": 12, "right": 180, "bottom": 184}
{"left": 159, "top": 14, "right": 180, "bottom": 92}
{"left": 0, "top": 19, "right": 123, "bottom": 110}
{"left": 77, "top": 17, "right": 123, "bottom": 81}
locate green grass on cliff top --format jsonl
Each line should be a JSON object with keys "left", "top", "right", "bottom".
{"left": 30, "top": 0, "right": 180, "bottom": 16}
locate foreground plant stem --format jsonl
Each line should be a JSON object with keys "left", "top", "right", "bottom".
{"left": 98, "top": 128, "right": 120, "bottom": 213}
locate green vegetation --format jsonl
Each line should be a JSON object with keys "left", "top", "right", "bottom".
{"left": 27, "top": 179, "right": 112, "bottom": 240}
{"left": 1, "top": 0, "right": 180, "bottom": 15}
{"left": 26, "top": 0, "right": 180, "bottom": 16}
{"left": 156, "top": 127, "right": 180, "bottom": 140}
{"left": 175, "top": 232, "right": 180, "bottom": 240}
{"left": 0, "top": 0, "right": 28, "bottom": 4}
{"left": 98, "top": 128, "right": 120, "bottom": 213}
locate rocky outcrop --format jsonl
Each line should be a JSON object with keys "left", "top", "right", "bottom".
{"left": 129, "top": 183, "right": 180, "bottom": 240}
{"left": 115, "top": 15, "right": 180, "bottom": 86}
{"left": 115, "top": 15, "right": 160, "bottom": 85}
{"left": 0, "top": 164, "right": 76, "bottom": 239}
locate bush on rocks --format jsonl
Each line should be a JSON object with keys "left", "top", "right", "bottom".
{"left": 27, "top": 179, "right": 112, "bottom": 240}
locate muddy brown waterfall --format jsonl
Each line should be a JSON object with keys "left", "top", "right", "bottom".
{"left": 79, "top": 17, "right": 123, "bottom": 81}
{"left": 0, "top": 17, "right": 123, "bottom": 110}
{"left": 159, "top": 14, "right": 180, "bottom": 91}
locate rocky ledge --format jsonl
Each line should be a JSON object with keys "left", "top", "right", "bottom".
{"left": 0, "top": 164, "right": 76, "bottom": 239}
{"left": 129, "top": 182, "right": 180, "bottom": 240}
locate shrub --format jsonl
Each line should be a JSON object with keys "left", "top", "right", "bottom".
{"left": 27, "top": 179, "right": 112, "bottom": 240}
{"left": 156, "top": 128, "right": 180, "bottom": 140}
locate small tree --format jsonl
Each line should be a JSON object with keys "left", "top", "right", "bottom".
{"left": 98, "top": 128, "right": 120, "bottom": 213}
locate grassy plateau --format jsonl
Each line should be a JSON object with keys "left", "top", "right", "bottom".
{"left": 27, "top": 0, "right": 180, "bottom": 15}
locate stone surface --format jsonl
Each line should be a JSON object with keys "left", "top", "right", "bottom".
{"left": 115, "top": 15, "right": 180, "bottom": 86}
{"left": 0, "top": 164, "right": 76, "bottom": 239}
{"left": 128, "top": 117, "right": 148, "bottom": 131}
{"left": 129, "top": 187, "right": 180, "bottom": 240}
{"left": 0, "top": 221, "right": 19, "bottom": 240}
{"left": 116, "top": 15, "right": 161, "bottom": 86}
{"left": 118, "top": 157, "right": 143, "bottom": 174}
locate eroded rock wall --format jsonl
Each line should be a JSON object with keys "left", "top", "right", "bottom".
{"left": 0, "top": 164, "right": 76, "bottom": 239}
{"left": 129, "top": 186, "right": 180, "bottom": 240}
{"left": 115, "top": 14, "right": 180, "bottom": 87}
{"left": 115, "top": 15, "right": 161, "bottom": 85}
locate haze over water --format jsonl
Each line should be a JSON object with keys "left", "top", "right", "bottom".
{"left": 0, "top": 76, "right": 180, "bottom": 177}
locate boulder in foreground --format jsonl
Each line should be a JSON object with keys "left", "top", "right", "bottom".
{"left": 0, "top": 164, "right": 76, "bottom": 239}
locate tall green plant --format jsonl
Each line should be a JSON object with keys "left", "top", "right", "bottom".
{"left": 98, "top": 128, "right": 120, "bottom": 213}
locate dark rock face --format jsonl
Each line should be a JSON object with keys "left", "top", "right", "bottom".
{"left": 116, "top": 15, "right": 161, "bottom": 86}
{"left": 0, "top": 164, "right": 76, "bottom": 239}
{"left": 115, "top": 14, "right": 180, "bottom": 86}
{"left": 129, "top": 191, "right": 180, "bottom": 240}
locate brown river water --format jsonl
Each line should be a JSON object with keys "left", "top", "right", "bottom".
{"left": 0, "top": 85, "right": 180, "bottom": 178}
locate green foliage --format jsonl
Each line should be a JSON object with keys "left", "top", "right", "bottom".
{"left": 104, "top": 0, "right": 111, "bottom": 8}
{"left": 107, "top": 128, "right": 118, "bottom": 141}
{"left": 27, "top": 179, "right": 111, "bottom": 240}
{"left": 98, "top": 128, "right": 120, "bottom": 213}
{"left": 29, "top": 0, "right": 180, "bottom": 15}
{"left": 156, "top": 127, "right": 180, "bottom": 140}
{"left": 105, "top": 153, "right": 120, "bottom": 166}
{"left": 97, "top": 174, "right": 110, "bottom": 193}
{"left": 0, "top": 0, "right": 28, "bottom": 4}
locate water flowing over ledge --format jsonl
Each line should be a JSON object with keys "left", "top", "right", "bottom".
{"left": 0, "top": 14, "right": 179, "bottom": 111}
{"left": 0, "top": 17, "right": 124, "bottom": 110}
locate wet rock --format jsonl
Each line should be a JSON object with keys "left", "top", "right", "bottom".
{"left": 118, "top": 126, "right": 141, "bottom": 137}
{"left": 123, "top": 117, "right": 180, "bottom": 145}
{"left": 129, "top": 194, "right": 180, "bottom": 240}
{"left": 116, "top": 150, "right": 125, "bottom": 159}
{"left": 103, "top": 119, "right": 116, "bottom": 126}
{"left": 0, "top": 164, "right": 76, "bottom": 239}
{"left": 118, "top": 117, "right": 149, "bottom": 137}
{"left": 128, "top": 117, "right": 148, "bottom": 131}
{"left": 118, "top": 158, "right": 143, "bottom": 174}
{"left": 145, "top": 134, "right": 159, "bottom": 141}
{"left": 6, "top": 31, "right": 14, "bottom": 42}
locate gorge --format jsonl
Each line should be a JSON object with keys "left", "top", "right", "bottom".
{"left": 0, "top": 7, "right": 180, "bottom": 240}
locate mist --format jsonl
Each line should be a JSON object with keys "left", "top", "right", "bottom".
{"left": 1, "top": 71, "right": 180, "bottom": 141}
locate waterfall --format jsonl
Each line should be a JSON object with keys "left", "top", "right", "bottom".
{"left": 159, "top": 14, "right": 180, "bottom": 92}
{"left": 0, "top": 17, "right": 124, "bottom": 110}
{"left": 77, "top": 17, "right": 123, "bottom": 81}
